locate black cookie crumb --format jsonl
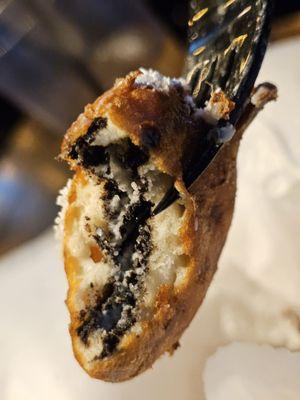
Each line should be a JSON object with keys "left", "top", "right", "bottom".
{"left": 104, "top": 180, "right": 127, "bottom": 201}
{"left": 68, "top": 116, "right": 108, "bottom": 165}
{"left": 79, "top": 309, "right": 86, "bottom": 320}
{"left": 113, "top": 139, "right": 149, "bottom": 171}
{"left": 81, "top": 145, "right": 108, "bottom": 168}
{"left": 84, "top": 117, "right": 107, "bottom": 143}
{"left": 69, "top": 138, "right": 108, "bottom": 168}
{"left": 100, "top": 334, "right": 120, "bottom": 358}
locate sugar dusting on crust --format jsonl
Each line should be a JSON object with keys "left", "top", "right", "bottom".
{"left": 135, "top": 68, "right": 187, "bottom": 92}
{"left": 135, "top": 69, "right": 198, "bottom": 119}
{"left": 134, "top": 69, "right": 235, "bottom": 125}
{"left": 54, "top": 179, "right": 72, "bottom": 240}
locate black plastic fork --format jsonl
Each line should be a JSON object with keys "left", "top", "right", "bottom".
{"left": 153, "top": 0, "right": 273, "bottom": 215}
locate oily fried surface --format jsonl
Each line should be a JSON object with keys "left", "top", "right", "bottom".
{"left": 61, "top": 74, "right": 277, "bottom": 381}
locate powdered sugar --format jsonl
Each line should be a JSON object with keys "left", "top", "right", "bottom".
{"left": 135, "top": 68, "right": 187, "bottom": 92}
{"left": 54, "top": 179, "right": 72, "bottom": 240}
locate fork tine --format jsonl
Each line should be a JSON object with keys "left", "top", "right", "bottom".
{"left": 153, "top": 0, "right": 273, "bottom": 216}
{"left": 187, "top": 0, "right": 273, "bottom": 105}
{"left": 194, "top": 59, "right": 217, "bottom": 107}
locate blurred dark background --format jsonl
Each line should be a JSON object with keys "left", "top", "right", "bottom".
{"left": 0, "top": 0, "right": 300, "bottom": 254}
{"left": 147, "top": 0, "right": 300, "bottom": 40}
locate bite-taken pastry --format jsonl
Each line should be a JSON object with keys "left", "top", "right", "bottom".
{"left": 56, "top": 69, "right": 276, "bottom": 382}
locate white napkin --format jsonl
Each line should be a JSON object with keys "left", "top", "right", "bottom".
{"left": 1, "top": 37, "right": 300, "bottom": 400}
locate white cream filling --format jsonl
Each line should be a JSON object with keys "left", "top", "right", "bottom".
{"left": 92, "top": 116, "right": 127, "bottom": 146}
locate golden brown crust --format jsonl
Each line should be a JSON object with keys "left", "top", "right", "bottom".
{"left": 61, "top": 73, "right": 277, "bottom": 382}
